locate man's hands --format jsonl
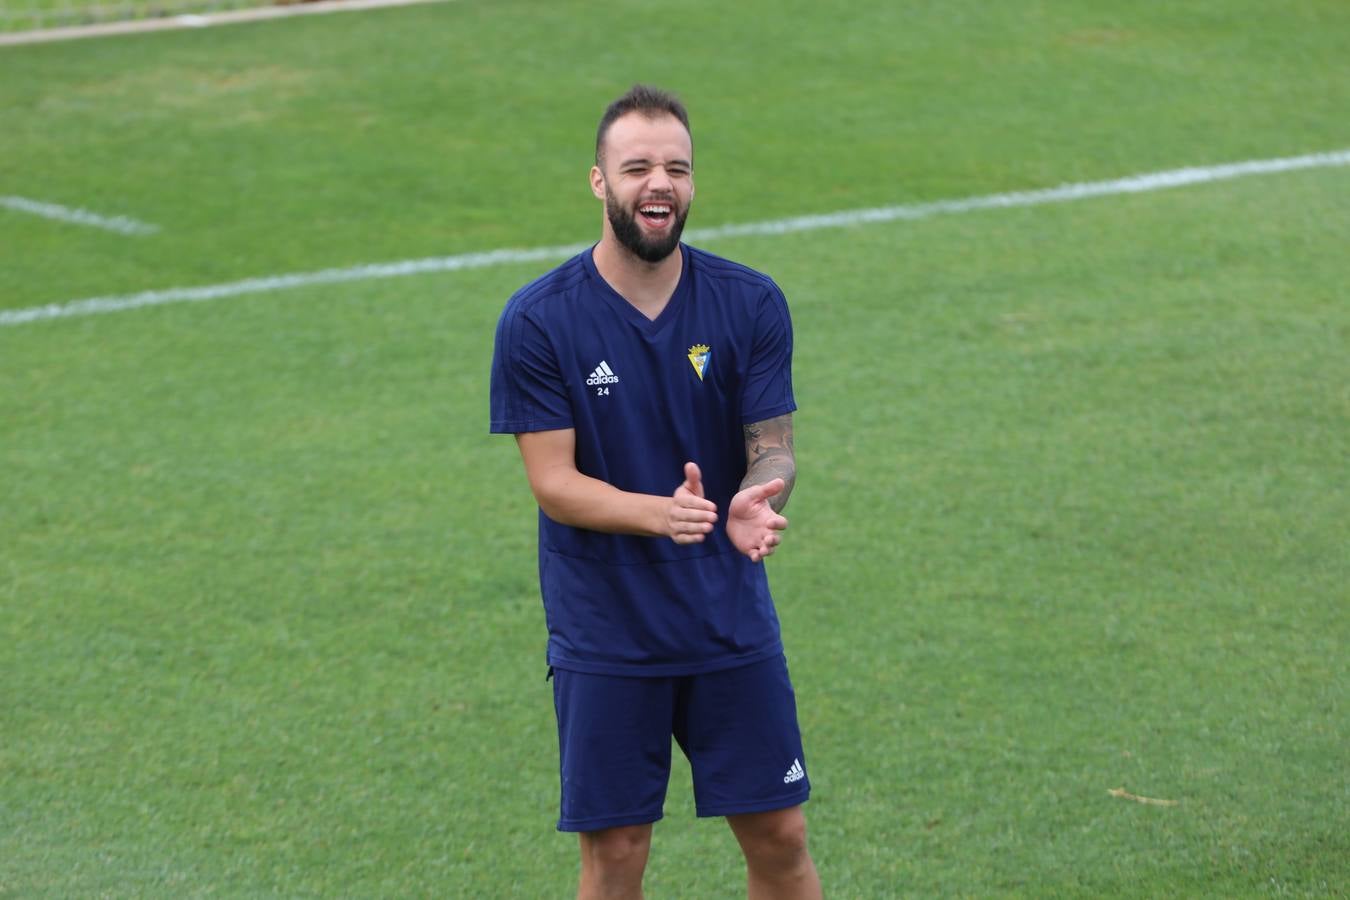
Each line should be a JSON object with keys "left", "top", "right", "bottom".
{"left": 727, "top": 478, "right": 789, "bottom": 562}
{"left": 667, "top": 462, "right": 788, "bottom": 562}
{"left": 667, "top": 462, "right": 719, "bottom": 544}
{"left": 519, "top": 432, "right": 789, "bottom": 557}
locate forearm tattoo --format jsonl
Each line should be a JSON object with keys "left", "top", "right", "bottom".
{"left": 742, "top": 414, "right": 796, "bottom": 512}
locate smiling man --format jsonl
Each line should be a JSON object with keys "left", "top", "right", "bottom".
{"left": 490, "top": 85, "right": 821, "bottom": 899}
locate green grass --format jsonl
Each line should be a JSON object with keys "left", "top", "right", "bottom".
{"left": 0, "top": 0, "right": 274, "bottom": 32}
{"left": 2, "top": 0, "right": 1348, "bottom": 896}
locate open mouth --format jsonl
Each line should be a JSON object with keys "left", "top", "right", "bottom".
{"left": 638, "top": 202, "right": 673, "bottom": 226}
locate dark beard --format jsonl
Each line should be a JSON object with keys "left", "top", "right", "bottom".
{"left": 605, "top": 189, "right": 688, "bottom": 263}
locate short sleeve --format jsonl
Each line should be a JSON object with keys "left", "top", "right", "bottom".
{"left": 489, "top": 298, "right": 574, "bottom": 434}
{"left": 740, "top": 282, "right": 796, "bottom": 424}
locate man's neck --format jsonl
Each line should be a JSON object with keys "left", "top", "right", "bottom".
{"left": 591, "top": 236, "right": 684, "bottom": 321}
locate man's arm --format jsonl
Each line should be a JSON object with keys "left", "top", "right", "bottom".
{"left": 515, "top": 428, "right": 718, "bottom": 544}
{"left": 726, "top": 414, "right": 795, "bottom": 562}
{"left": 741, "top": 413, "right": 796, "bottom": 513}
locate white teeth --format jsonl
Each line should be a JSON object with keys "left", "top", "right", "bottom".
{"left": 640, "top": 204, "right": 671, "bottom": 214}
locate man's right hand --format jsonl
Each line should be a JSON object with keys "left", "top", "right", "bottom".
{"left": 667, "top": 461, "right": 718, "bottom": 544}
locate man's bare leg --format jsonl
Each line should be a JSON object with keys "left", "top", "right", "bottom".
{"left": 578, "top": 823, "right": 653, "bottom": 900}
{"left": 726, "top": 806, "right": 821, "bottom": 900}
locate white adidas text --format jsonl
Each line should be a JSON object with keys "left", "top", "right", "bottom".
{"left": 586, "top": 360, "right": 619, "bottom": 386}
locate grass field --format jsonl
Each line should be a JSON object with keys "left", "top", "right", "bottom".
{"left": 0, "top": 0, "right": 284, "bottom": 33}
{"left": 2, "top": 0, "right": 1348, "bottom": 895}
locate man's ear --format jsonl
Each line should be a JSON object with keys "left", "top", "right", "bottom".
{"left": 589, "top": 165, "right": 606, "bottom": 200}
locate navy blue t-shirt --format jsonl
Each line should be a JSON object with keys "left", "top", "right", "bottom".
{"left": 489, "top": 243, "right": 796, "bottom": 676}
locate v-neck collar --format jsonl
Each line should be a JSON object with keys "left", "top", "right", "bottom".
{"left": 583, "top": 243, "right": 691, "bottom": 336}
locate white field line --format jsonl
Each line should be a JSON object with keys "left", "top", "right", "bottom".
{"left": 3, "top": 148, "right": 1348, "bottom": 329}
{"left": 0, "top": 0, "right": 453, "bottom": 47}
{"left": 0, "top": 245, "right": 591, "bottom": 327}
{"left": 687, "top": 149, "right": 1350, "bottom": 240}
{"left": 1, "top": 195, "right": 160, "bottom": 235}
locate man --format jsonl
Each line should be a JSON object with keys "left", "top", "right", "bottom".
{"left": 490, "top": 84, "right": 821, "bottom": 899}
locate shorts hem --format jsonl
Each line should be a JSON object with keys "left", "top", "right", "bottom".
{"left": 557, "top": 810, "right": 664, "bottom": 833}
{"left": 696, "top": 788, "right": 810, "bottom": 819}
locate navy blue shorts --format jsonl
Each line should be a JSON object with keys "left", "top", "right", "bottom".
{"left": 550, "top": 654, "right": 811, "bottom": 832}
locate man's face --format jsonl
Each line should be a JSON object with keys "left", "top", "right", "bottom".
{"left": 591, "top": 112, "right": 694, "bottom": 263}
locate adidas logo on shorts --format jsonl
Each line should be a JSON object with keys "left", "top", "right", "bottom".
{"left": 783, "top": 758, "right": 806, "bottom": 784}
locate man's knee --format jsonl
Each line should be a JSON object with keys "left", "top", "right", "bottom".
{"left": 730, "top": 807, "right": 811, "bottom": 870}
{"left": 580, "top": 824, "right": 653, "bottom": 871}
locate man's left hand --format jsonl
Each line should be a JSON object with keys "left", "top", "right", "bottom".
{"left": 727, "top": 479, "right": 789, "bottom": 562}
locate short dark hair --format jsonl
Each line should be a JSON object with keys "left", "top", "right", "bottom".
{"left": 595, "top": 84, "right": 691, "bottom": 166}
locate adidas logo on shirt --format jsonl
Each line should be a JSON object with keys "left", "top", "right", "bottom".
{"left": 783, "top": 758, "right": 806, "bottom": 784}
{"left": 586, "top": 360, "right": 619, "bottom": 386}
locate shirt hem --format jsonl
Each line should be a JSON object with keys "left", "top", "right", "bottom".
{"left": 543, "top": 541, "right": 741, "bottom": 567}
{"left": 548, "top": 643, "right": 783, "bottom": 678}
{"left": 489, "top": 417, "right": 573, "bottom": 434}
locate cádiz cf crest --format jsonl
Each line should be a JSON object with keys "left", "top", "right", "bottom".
{"left": 687, "top": 344, "right": 711, "bottom": 381}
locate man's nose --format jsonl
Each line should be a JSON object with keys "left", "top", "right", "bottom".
{"left": 647, "top": 166, "right": 674, "bottom": 192}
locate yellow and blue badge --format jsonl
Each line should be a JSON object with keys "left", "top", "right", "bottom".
{"left": 687, "top": 344, "right": 711, "bottom": 381}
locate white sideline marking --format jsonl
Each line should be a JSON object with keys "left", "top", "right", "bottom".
{"left": 0, "top": 0, "right": 454, "bottom": 47}
{"left": 3, "top": 148, "right": 1348, "bottom": 329}
{"left": 0, "top": 245, "right": 590, "bottom": 327}
{"left": 688, "top": 149, "right": 1350, "bottom": 240}
{"left": 1, "top": 195, "right": 160, "bottom": 235}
